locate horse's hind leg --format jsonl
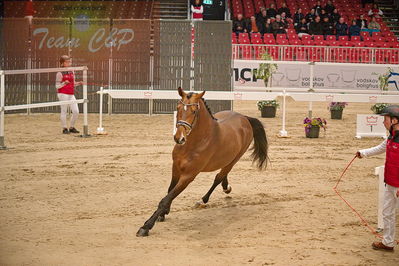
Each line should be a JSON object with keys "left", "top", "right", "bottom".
{"left": 199, "top": 173, "right": 227, "bottom": 206}
{"left": 221, "top": 176, "right": 232, "bottom": 194}
{"left": 197, "top": 163, "right": 236, "bottom": 207}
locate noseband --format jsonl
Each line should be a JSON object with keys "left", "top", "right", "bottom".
{"left": 176, "top": 100, "right": 200, "bottom": 135}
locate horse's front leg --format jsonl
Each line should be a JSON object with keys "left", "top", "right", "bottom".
{"left": 136, "top": 174, "right": 196, "bottom": 237}
{"left": 158, "top": 166, "right": 179, "bottom": 222}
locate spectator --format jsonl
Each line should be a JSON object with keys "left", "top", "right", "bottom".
{"left": 278, "top": 2, "right": 291, "bottom": 18}
{"left": 368, "top": 4, "right": 383, "bottom": 18}
{"left": 324, "top": 0, "right": 335, "bottom": 15}
{"left": 309, "top": 16, "right": 323, "bottom": 35}
{"left": 368, "top": 16, "right": 381, "bottom": 35}
{"left": 280, "top": 12, "right": 289, "bottom": 24}
{"left": 293, "top": 8, "right": 305, "bottom": 26}
{"left": 272, "top": 14, "right": 287, "bottom": 35}
{"left": 335, "top": 17, "right": 348, "bottom": 37}
{"left": 313, "top": 0, "right": 323, "bottom": 16}
{"left": 247, "top": 15, "right": 262, "bottom": 33}
{"left": 331, "top": 8, "right": 341, "bottom": 24}
{"left": 262, "top": 18, "right": 273, "bottom": 34}
{"left": 191, "top": 0, "right": 203, "bottom": 20}
{"left": 356, "top": 14, "right": 368, "bottom": 30}
{"left": 295, "top": 18, "right": 310, "bottom": 38}
{"left": 349, "top": 20, "right": 361, "bottom": 37}
{"left": 266, "top": 3, "right": 278, "bottom": 19}
{"left": 257, "top": 7, "right": 268, "bottom": 25}
{"left": 233, "top": 13, "right": 248, "bottom": 34}
{"left": 306, "top": 9, "right": 316, "bottom": 23}
{"left": 322, "top": 16, "right": 334, "bottom": 36}
{"left": 319, "top": 9, "right": 329, "bottom": 20}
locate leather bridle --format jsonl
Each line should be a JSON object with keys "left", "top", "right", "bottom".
{"left": 176, "top": 100, "right": 200, "bottom": 136}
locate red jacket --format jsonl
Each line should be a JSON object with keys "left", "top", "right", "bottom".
{"left": 385, "top": 130, "right": 399, "bottom": 187}
{"left": 58, "top": 71, "right": 75, "bottom": 95}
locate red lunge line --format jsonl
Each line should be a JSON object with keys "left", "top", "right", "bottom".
{"left": 333, "top": 155, "right": 357, "bottom": 190}
{"left": 333, "top": 155, "right": 399, "bottom": 244}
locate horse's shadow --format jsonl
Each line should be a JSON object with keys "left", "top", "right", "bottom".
{"left": 169, "top": 196, "right": 264, "bottom": 240}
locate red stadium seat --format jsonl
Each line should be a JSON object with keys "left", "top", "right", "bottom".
{"left": 372, "top": 36, "right": 384, "bottom": 42}
{"left": 251, "top": 33, "right": 262, "bottom": 40}
{"left": 264, "top": 38, "right": 276, "bottom": 44}
{"left": 287, "top": 29, "right": 296, "bottom": 35}
{"left": 289, "top": 39, "right": 302, "bottom": 45}
{"left": 239, "top": 33, "right": 250, "bottom": 40}
{"left": 313, "top": 35, "right": 324, "bottom": 41}
{"left": 363, "top": 36, "right": 372, "bottom": 42}
{"left": 360, "top": 31, "right": 370, "bottom": 38}
{"left": 287, "top": 34, "right": 299, "bottom": 40}
{"left": 302, "top": 35, "right": 312, "bottom": 41}
{"left": 277, "top": 39, "right": 289, "bottom": 45}
{"left": 302, "top": 39, "right": 314, "bottom": 45}
{"left": 276, "top": 34, "right": 287, "bottom": 40}
{"left": 263, "top": 33, "right": 274, "bottom": 40}
{"left": 351, "top": 36, "right": 361, "bottom": 42}
{"left": 326, "top": 35, "right": 336, "bottom": 41}
{"left": 251, "top": 38, "right": 263, "bottom": 44}
{"left": 338, "top": 36, "right": 349, "bottom": 41}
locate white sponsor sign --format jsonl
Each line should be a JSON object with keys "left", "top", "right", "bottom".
{"left": 233, "top": 61, "right": 399, "bottom": 91}
{"left": 356, "top": 114, "right": 387, "bottom": 138}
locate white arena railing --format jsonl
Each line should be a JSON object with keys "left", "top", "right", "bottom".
{"left": 97, "top": 86, "right": 399, "bottom": 138}
{"left": 232, "top": 44, "right": 399, "bottom": 64}
{"left": 0, "top": 66, "right": 89, "bottom": 149}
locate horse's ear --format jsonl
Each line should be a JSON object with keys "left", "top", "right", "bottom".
{"left": 178, "top": 87, "right": 186, "bottom": 97}
{"left": 197, "top": 91, "right": 205, "bottom": 99}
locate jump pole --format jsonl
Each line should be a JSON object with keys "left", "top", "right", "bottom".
{"left": 96, "top": 86, "right": 105, "bottom": 134}
{"left": 279, "top": 89, "right": 288, "bottom": 137}
{"left": 82, "top": 67, "right": 89, "bottom": 136}
{"left": 308, "top": 62, "right": 314, "bottom": 118}
{"left": 0, "top": 71, "right": 5, "bottom": 149}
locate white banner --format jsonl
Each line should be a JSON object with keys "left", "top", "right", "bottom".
{"left": 233, "top": 60, "right": 399, "bottom": 91}
{"left": 356, "top": 114, "right": 387, "bottom": 138}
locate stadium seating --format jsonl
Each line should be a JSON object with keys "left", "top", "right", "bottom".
{"left": 230, "top": 0, "right": 398, "bottom": 63}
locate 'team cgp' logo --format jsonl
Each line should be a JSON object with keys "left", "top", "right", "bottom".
{"left": 32, "top": 27, "right": 134, "bottom": 53}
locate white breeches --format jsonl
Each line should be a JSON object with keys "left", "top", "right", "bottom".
{"left": 57, "top": 93, "right": 79, "bottom": 128}
{"left": 382, "top": 184, "right": 399, "bottom": 247}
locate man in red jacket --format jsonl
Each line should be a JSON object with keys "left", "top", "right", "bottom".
{"left": 357, "top": 105, "right": 399, "bottom": 251}
{"left": 56, "top": 55, "right": 83, "bottom": 134}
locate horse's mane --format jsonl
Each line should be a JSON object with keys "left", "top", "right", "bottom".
{"left": 187, "top": 92, "right": 217, "bottom": 120}
{"left": 201, "top": 98, "right": 217, "bottom": 120}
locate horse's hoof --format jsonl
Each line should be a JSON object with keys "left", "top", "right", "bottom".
{"left": 136, "top": 228, "right": 149, "bottom": 237}
{"left": 223, "top": 185, "right": 232, "bottom": 194}
{"left": 194, "top": 201, "right": 207, "bottom": 209}
{"left": 157, "top": 215, "right": 165, "bottom": 222}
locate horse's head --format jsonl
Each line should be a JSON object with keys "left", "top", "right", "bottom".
{"left": 174, "top": 87, "right": 205, "bottom": 145}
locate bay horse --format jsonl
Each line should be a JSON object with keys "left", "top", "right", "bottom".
{"left": 136, "top": 87, "right": 268, "bottom": 237}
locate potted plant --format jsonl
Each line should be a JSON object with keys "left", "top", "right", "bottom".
{"left": 257, "top": 100, "right": 279, "bottom": 118}
{"left": 256, "top": 51, "right": 278, "bottom": 87}
{"left": 303, "top": 117, "right": 327, "bottom": 138}
{"left": 371, "top": 103, "right": 389, "bottom": 114}
{"left": 328, "top": 102, "right": 348, "bottom": 119}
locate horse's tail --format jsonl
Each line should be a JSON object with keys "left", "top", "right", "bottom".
{"left": 246, "top": 116, "right": 268, "bottom": 170}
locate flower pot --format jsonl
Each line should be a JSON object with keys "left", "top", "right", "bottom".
{"left": 306, "top": 126, "right": 320, "bottom": 138}
{"left": 330, "top": 109, "right": 343, "bottom": 119}
{"left": 261, "top": 106, "right": 276, "bottom": 118}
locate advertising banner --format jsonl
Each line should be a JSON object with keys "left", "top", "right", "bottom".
{"left": 233, "top": 60, "right": 399, "bottom": 91}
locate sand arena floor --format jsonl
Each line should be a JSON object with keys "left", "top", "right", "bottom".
{"left": 0, "top": 99, "right": 398, "bottom": 266}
